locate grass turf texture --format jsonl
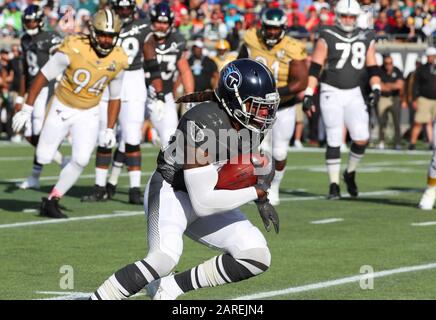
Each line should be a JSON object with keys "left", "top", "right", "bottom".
{"left": 1, "top": 144, "right": 436, "bottom": 300}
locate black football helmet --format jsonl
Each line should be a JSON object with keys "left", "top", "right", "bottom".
{"left": 215, "top": 59, "right": 280, "bottom": 133}
{"left": 149, "top": 2, "right": 174, "bottom": 39}
{"left": 22, "top": 4, "right": 44, "bottom": 36}
{"left": 260, "top": 8, "right": 287, "bottom": 47}
{"left": 111, "top": 0, "right": 136, "bottom": 25}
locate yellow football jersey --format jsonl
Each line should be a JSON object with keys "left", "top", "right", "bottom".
{"left": 243, "top": 28, "right": 307, "bottom": 103}
{"left": 211, "top": 52, "right": 238, "bottom": 72}
{"left": 55, "top": 35, "right": 128, "bottom": 109}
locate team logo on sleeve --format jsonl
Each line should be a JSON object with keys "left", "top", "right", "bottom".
{"left": 223, "top": 63, "right": 242, "bottom": 91}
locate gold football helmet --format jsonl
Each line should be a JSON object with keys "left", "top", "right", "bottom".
{"left": 89, "top": 9, "right": 122, "bottom": 57}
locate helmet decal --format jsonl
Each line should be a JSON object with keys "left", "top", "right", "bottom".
{"left": 223, "top": 64, "right": 242, "bottom": 91}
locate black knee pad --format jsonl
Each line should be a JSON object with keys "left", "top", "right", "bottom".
{"left": 350, "top": 143, "right": 367, "bottom": 155}
{"left": 96, "top": 146, "right": 112, "bottom": 167}
{"left": 113, "top": 148, "right": 126, "bottom": 163}
{"left": 125, "top": 143, "right": 140, "bottom": 153}
{"left": 326, "top": 146, "right": 341, "bottom": 160}
{"left": 125, "top": 144, "right": 141, "bottom": 168}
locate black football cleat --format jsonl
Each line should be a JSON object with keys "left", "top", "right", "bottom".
{"left": 106, "top": 183, "right": 117, "bottom": 199}
{"left": 40, "top": 197, "right": 68, "bottom": 219}
{"left": 327, "top": 183, "right": 341, "bottom": 200}
{"left": 343, "top": 170, "right": 358, "bottom": 197}
{"left": 81, "top": 185, "right": 108, "bottom": 202}
{"left": 129, "top": 187, "right": 143, "bottom": 205}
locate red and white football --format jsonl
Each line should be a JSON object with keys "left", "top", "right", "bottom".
{"left": 215, "top": 153, "right": 268, "bottom": 190}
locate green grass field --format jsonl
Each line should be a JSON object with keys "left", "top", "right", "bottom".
{"left": 1, "top": 143, "right": 436, "bottom": 300}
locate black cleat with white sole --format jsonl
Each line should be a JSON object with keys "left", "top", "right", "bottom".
{"left": 81, "top": 185, "right": 108, "bottom": 202}
{"left": 327, "top": 183, "right": 341, "bottom": 200}
{"left": 129, "top": 187, "right": 143, "bottom": 205}
{"left": 343, "top": 170, "right": 358, "bottom": 197}
{"left": 40, "top": 197, "right": 68, "bottom": 219}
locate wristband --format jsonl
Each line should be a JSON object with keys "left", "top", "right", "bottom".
{"left": 371, "top": 84, "right": 381, "bottom": 92}
{"left": 15, "top": 96, "right": 24, "bottom": 104}
{"left": 304, "top": 87, "right": 314, "bottom": 96}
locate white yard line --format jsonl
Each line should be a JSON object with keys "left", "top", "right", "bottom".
{"left": 0, "top": 211, "right": 144, "bottom": 230}
{"left": 234, "top": 262, "right": 436, "bottom": 300}
{"left": 411, "top": 221, "right": 436, "bottom": 227}
{"left": 310, "top": 218, "right": 343, "bottom": 224}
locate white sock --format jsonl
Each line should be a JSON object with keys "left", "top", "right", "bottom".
{"left": 347, "top": 152, "right": 364, "bottom": 173}
{"left": 159, "top": 275, "right": 184, "bottom": 299}
{"left": 31, "top": 163, "right": 43, "bottom": 179}
{"left": 108, "top": 161, "right": 123, "bottom": 186}
{"left": 326, "top": 159, "right": 341, "bottom": 184}
{"left": 271, "top": 169, "right": 285, "bottom": 192}
{"left": 129, "top": 170, "right": 141, "bottom": 188}
{"left": 53, "top": 161, "right": 84, "bottom": 195}
{"left": 95, "top": 167, "right": 108, "bottom": 187}
{"left": 53, "top": 150, "right": 63, "bottom": 165}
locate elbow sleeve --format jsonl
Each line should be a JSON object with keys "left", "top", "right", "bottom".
{"left": 41, "top": 52, "right": 69, "bottom": 81}
{"left": 184, "top": 165, "right": 258, "bottom": 217}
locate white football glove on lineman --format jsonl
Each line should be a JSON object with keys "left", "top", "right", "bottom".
{"left": 12, "top": 104, "right": 33, "bottom": 132}
{"left": 148, "top": 92, "right": 165, "bottom": 122}
{"left": 99, "top": 128, "right": 116, "bottom": 148}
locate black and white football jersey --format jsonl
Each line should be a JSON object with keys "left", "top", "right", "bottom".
{"left": 117, "top": 18, "right": 150, "bottom": 71}
{"left": 319, "top": 25, "right": 376, "bottom": 89}
{"left": 145, "top": 29, "right": 186, "bottom": 94}
{"left": 156, "top": 101, "right": 261, "bottom": 191}
{"left": 21, "top": 31, "right": 62, "bottom": 87}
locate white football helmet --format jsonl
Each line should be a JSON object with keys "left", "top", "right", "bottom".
{"left": 334, "top": 0, "right": 361, "bottom": 32}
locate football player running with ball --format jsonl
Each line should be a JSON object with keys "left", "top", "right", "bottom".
{"left": 302, "top": 0, "right": 381, "bottom": 199}
{"left": 12, "top": 9, "right": 128, "bottom": 218}
{"left": 238, "top": 8, "right": 308, "bottom": 206}
{"left": 91, "top": 59, "right": 280, "bottom": 300}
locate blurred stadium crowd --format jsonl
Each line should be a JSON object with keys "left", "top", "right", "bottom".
{"left": 0, "top": 0, "right": 435, "bottom": 149}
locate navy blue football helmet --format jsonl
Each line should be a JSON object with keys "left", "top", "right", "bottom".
{"left": 215, "top": 59, "right": 280, "bottom": 133}
{"left": 150, "top": 2, "right": 175, "bottom": 39}
{"left": 111, "top": 0, "right": 136, "bottom": 25}
{"left": 22, "top": 4, "right": 44, "bottom": 36}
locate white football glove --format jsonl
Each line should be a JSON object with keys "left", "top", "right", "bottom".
{"left": 12, "top": 104, "right": 33, "bottom": 133}
{"left": 99, "top": 128, "right": 116, "bottom": 148}
{"left": 153, "top": 99, "right": 165, "bottom": 122}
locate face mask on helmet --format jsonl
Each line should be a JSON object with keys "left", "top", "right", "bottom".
{"left": 215, "top": 60, "right": 280, "bottom": 134}
{"left": 150, "top": 4, "right": 174, "bottom": 39}
{"left": 22, "top": 5, "right": 44, "bottom": 36}
{"left": 89, "top": 9, "right": 121, "bottom": 57}
{"left": 113, "top": 0, "right": 135, "bottom": 24}
{"left": 336, "top": 14, "right": 358, "bottom": 32}
{"left": 260, "top": 9, "right": 287, "bottom": 47}
{"left": 232, "top": 93, "right": 280, "bottom": 133}
{"left": 335, "top": 0, "right": 360, "bottom": 32}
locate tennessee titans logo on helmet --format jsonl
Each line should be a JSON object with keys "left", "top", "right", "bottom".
{"left": 223, "top": 63, "right": 242, "bottom": 91}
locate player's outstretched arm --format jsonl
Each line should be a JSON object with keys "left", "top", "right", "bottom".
{"left": 366, "top": 43, "right": 382, "bottom": 110}
{"left": 101, "top": 70, "right": 124, "bottom": 148}
{"left": 177, "top": 57, "right": 194, "bottom": 95}
{"left": 278, "top": 59, "right": 308, "bottom": 97}
{"left": 303, "top": 39, "right": 327, "bottom": 118}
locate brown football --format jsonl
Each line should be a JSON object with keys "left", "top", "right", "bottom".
{"left": 215, "top": 153, "right": 268, "bottom": 190}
